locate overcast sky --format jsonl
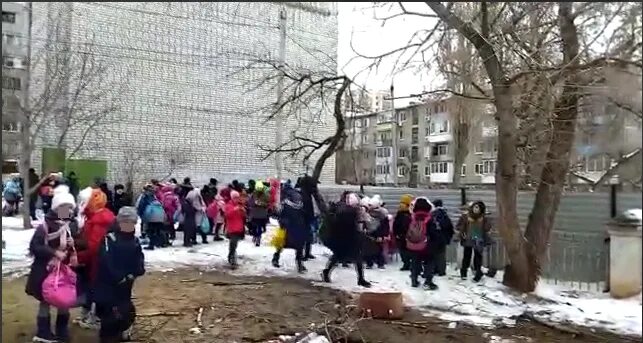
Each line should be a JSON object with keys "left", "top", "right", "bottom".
{"left": 337, "top": 2, "right": 441, "bottom": 106}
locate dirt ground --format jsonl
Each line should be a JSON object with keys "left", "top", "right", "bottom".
{"left": 2, "top": 268, "right": 639, "bottom": 343}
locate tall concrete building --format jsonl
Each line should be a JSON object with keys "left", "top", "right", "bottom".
{"left": 2, "top": 2, "right": 30, "bottom": 174}
{"left": 28, "top": 2, "right": 338, "bottom": 185}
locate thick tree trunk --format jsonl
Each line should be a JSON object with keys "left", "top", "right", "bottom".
{"left": 523, "top": 2, "right": 581, "bottom": 265}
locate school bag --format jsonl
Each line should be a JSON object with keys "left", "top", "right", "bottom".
{"left": 144, "top": 199, "right": 166, "bottom": 223}
{"left": 405, "top": 214, "right": 431, "bottom": 252}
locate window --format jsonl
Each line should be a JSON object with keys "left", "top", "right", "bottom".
{"left": 2, "top": 121, "right": 18, "bottom": 132}
{"left": 376, "top": 147, "right": 391, "bottom": 158}
{"left": 355, "top": 119, "right": 362, "bottom": 128}
{"left": 428, "top": 120, "right": 449, "bottom": 134}
{"left": 425, "top": 126, "right": 430, "bottom": 137}
{"left": 586, "top": 155, "right": 610, "bottom": 172}
{"left": 376, "top": 165, "right": 391, "bottom": 175}
{"left": 2, "top": 34, "right": 17, "bottom": 46}
{"left": 411, "top": 127, "right": 419, "bottom": 144}
{"left": 2, "top": 76, "right": 21, "bottom": 90}
{"left": 429, "top": 162, "right": 448, "bottom": 174}
{"left": 398, "top": 148, "right": 407, "bottom": 158}
{"left": 398, "top": 111, "right": 407, "bottom": 123}
{"left": 411, "top": 146, "right": 419, "bottom": 161}
{"left": 461, "top": 164, "right": 467, "bottom": 176}
{"left": 363, "top": 118, "right": 370, "bottom": 127}
{"left": 424, "top": 166, "right": 430, "bottom": 176}
{"left": 474, "top": 163, "right": 483, "bottom": 175}
{"left": 2, "top": 11, "right": 16, "bottom": 23}
{"left": 361, "top": 134, "right": 368, "bottom": 144}
{"left": 431, "top": 143, "right": 448, "bottom": 156}
{"left": 397, "top": 166, "right": 407, "bottom": 177}
{"left": 412, "top": 111, "right": 419, "bottom": 125}
{"left": 474, "top": 142, "right": 484, "bottom": 154}
{"left": 481, "top": 160, "right": 497, "bottom": 174}
{"left": 411, "top": 164, "right": 419, "bottom": 175}
{"left": 3, "top": 56, "right": 14, "bottom": 68}
{"left": 398, "top": 129, "right": 404, "bottom": 140}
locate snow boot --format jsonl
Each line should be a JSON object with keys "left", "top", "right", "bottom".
{"left": 357, "top": 279, "right": 372, "bottom": 288}
{"left": 410, "top": 279, "right": 420, "bottom": 288}
{"left": 423, "top": 282, "right": 438, "bottom": 291}
{"left": 55, "top": 313, "right": 70, "bottom": 342}
{"left": 460, "top": 268, "right": 468, "bottom": 280}
{"left": 271, "top": 253, "right": 281, "bottom": 268}
{"left": 213, "top": 236, "right": 224, "bottom": 242}
{"left": 473, "top": 270, "right": 484, "bottom": 283}
{"left": 321, "top": 269, "right": 331, "bottom": 283}
{"left": 296, "top": 260, "right": 307, "bottom": 274}
{"left": 486, "top": 268, "right": 497, "bottom": 278}
{"left": 33, "top": 316, "right": 57, "bottom": 343}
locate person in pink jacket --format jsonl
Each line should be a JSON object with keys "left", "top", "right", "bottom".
{"left": 161, "top": 185, "right": 180, "bottom": 244}
{"left": 207, "top": 195, "right": 225, "bottom": 241}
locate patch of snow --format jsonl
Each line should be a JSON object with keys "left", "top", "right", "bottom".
{"left": 3, "top": 220, "right": 641, "bottom": 337}
{"left": 2, "top": 216, "right": 29, "bottom": 230}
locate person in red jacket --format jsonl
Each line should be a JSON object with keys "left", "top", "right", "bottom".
{"left": 76, "top": 188, "right": 115, "bottom": 329}
{"left": 224, "top": 190, "right": 246, "bottom": 269}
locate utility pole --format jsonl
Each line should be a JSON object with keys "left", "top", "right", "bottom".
{"left": 390, "top": 81, "right": 398, "bottom": 186}
{"left": 274, "top": 8, "right": 287, "bottom": 180}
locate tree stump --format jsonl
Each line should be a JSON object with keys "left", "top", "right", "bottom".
{"left": 358, "top": 292, "right": 404, "bottom": 320}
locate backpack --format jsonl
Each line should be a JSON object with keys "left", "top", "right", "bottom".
{"left": 406, "top": 214, "right": 431, "bottom": 252}
{"left": 144, "top": 199, "right": 166, "bottom": 223}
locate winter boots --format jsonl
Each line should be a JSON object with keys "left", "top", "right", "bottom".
{"left": 55, "top": 313, "right": 70, "bottom": 342}
{"left": 33, "top": 316, "right": 56, "bottom": 343}
{"left": 271, "top": 252, "right": 281, "bottom": 268}
{"left": 296, "top": 259, "right": 307, "bottom": 274}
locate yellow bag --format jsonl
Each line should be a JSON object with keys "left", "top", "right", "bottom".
{"left": 271, "top": 227, "right": 287, "bottom": 249}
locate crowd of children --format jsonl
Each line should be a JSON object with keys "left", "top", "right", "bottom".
{"left": 22, "top": 173, "right": 494, "bottom": 342}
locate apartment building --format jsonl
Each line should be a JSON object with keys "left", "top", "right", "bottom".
{"left": 343, "top": 88, "right": 392, "bottom": 115}
{"left": 2, "top": 2, "right": 30, "bottom": 174}
{"left": 27, "top": 2, "right": 339, "bottom": 184}
{"left": 335, "top": 112, "right": 377, "bottom": 184}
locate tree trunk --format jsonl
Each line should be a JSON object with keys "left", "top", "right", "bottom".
{"left": 523, "top": 2, "right": 581, "bottom": 266}
{"left": 19, "top": 122, "right": 34, "bottom": 230}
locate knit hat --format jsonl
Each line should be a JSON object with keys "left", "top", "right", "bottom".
{"left": 51, "top": 185, "right": 76, "bottom": 210}
{"left": 399, "top": 194, "right": 413, "bottom": 210}
{"left": 116, "top": 206, "right": 138, "bottom": 223}
{"left": 346, "top": 193, "right": 360, "bottom": 207}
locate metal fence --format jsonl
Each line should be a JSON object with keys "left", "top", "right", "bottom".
{"left": 319, "top": 186, "right": 641, "bottom": 290}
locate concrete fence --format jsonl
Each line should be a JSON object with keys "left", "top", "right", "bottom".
{"left": 319, "top": 186, "right": 642, "bottom": 289}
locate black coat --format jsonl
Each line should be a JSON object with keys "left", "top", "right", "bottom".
{"left": 326, "top": 204, "right": 361, "bottom": 260}
{"left": 200, "top": 185, "right": 217, "bottom": 205}
{"left": 392, "top": 210, "right": 412, "bottom": 241}
{"left": 432, "top": 207, "right": 455, "bottom": 245}
{"left": 112, "top": 192, "right": 131, "bottom": 215}
{"left": 92, "top": 230, "right": 145, "bottom": 306}
{"left": 25, "top": 212, "right": 72, "bottom": 301}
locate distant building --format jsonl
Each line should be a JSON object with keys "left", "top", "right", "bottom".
{"left": 335, "top": 112, "right": 377, "bottom": 185}
{"left": 343, "top": 88, "right": 392, "bottom": 115}
{"left": 2, "top": 2, "right": 30, "bottom": 174}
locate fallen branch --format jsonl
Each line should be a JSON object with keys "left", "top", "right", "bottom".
{"left": 205, "top": 281, "right": 267, "bottom": 287}
{"left": 137, "top": 311, "right": 182, "bottom": 318}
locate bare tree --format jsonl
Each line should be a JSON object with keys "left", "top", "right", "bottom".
{"left": 354, "top": 2, "right": 642, "bottom": 292}
{"left": 16, "top": 3, "right": 127, "bottom": 228}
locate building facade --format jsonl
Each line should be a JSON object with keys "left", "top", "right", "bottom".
{"left": 28, "top": 2, "right": 338, "bottom": 185}
{"left": 2, "top": 2, "right": 30, "bottom": 174}
{"left": 337, "top": 80, "right": 641, "bottom": 188}
{"left": 335, "top": 112, "right": 377, "bottom": 185}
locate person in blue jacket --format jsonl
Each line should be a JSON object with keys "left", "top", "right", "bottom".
{"left": 272, "top": 185, "right": 308, "bottom": 273}
{"left": 93, "top": 206, "right": 145, "bottom": 343}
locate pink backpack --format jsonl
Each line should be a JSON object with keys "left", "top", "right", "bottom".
{"left": 42, "top": 261, "right": 77, "bottom": 309}
{"left": 405, "top": 213, "right": 431, "bottom": 252}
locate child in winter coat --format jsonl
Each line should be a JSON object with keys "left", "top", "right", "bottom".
{"left": 430, "top": 199, "right": 455, "bottom": 276}
{"left": 161, "top": 185, "right": 180, "bottom": 244}
{"left": 406, "top": 197, "right": 446, "bottom": 290}
{"left": 224, "top": 191, "right": 246, "bottom": 269}
{"left": 456, "top": 201, "right": 492, "bottom": 282}
{"left": 393, "top": 194, "right": 413, "bottom": 271}
{"left": 364, "top": 196, "right": 390, "bottom": 269}
{"left": 25, "top": 186, "right": 77, "bottom": 343}
{"left": 93, "top": 207, "right": 145, "bottom": 343}
{"left": 76, "top": 188, "right": 116, "bottom": 329}
{"left": 248, "top": 181, "right": 270, "bottom": 247}
{"left": 207, "top": 195, "right": 225, "bottom": 241}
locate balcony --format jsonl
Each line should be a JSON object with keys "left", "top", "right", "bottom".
{"left": 376, "top": 139, "right": 393, "bottom": 147}
{"left": 482, "top": 126, "right": 498, "bottom": 138}
{"left": 426, "top": 132, "right": 453, "bottom": 143}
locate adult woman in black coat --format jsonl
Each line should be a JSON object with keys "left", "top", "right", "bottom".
{"left": 321, "top": 192, "right": 371, "bottom": 288}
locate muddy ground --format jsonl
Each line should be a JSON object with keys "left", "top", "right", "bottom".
{"left": 2, "top": 268, "right": 638, "bottom": 343}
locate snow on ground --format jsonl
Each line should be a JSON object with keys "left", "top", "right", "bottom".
{"left": 3, "top": 217, "right": 641, "bottom": 337}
